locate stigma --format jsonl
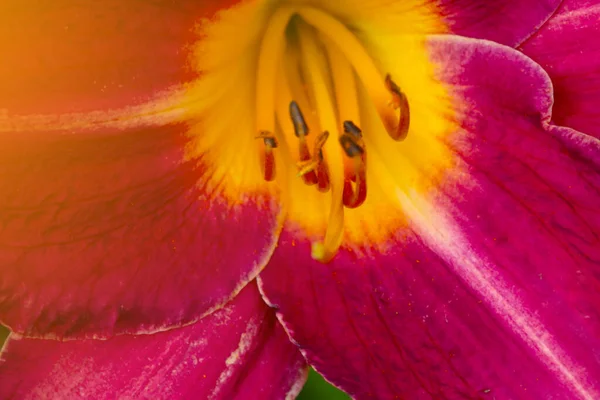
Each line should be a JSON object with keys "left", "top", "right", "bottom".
{"left": 254, "top": 6, "right": 410, "bottom": 262}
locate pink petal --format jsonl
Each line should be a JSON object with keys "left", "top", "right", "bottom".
{"left": 519, "top": 1, "right": 600, "bottom": 139}
{"left": 438, "top": 0, "right": 561, "bottom": 46}
{"left": 0, "top": 122, "right": 281, "bottom": 338}
{"left": 258, "top": 36, "right": 600, "bottom": 399}
{"left": 0, "top": 282, "right": 307, "bottom": 399}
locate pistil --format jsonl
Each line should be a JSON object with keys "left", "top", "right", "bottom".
{"left": 296, "top": 23, "right": 345, "bottom": 262}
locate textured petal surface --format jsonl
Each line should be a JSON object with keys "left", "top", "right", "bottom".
{"left": 0, "top": 121, "right": 280, "bottom": 338}
{"left": 0, "top": 0, "right": 281, "bottom": 338}
{"left": 0, "top": 0, "right": 240, "bottom": 114}
{"left": 0, "top": 282, "right": 307, "bottom": 400}
{"left": 437, "top": 0, "right": 561, "bottom": 46}
{"left": 259, "top": 37, "right": 600, "bottom": 399}
{"left": 520, "top": 0, "right": 600, "bottom": 139}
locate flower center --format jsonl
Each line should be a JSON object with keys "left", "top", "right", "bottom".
{"left": 254, "top": 7, "right": 409, "bottom": 262}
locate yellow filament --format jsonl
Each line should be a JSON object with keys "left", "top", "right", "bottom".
{"left": 255, "top": 8, "right": 294, "bottom": 135}
{"left": 297, "top": 23, "right": 345, "bottom": 262}
{"left": 321, "top": 33, "right": 365, "bottom": 181}
{"left": 274, "top": 59, "right": 297, "bottom": 149}
{"left": 297, "top": 7, "right": 399, "bottom": 135}
{"left": 322, "top": 33, "right": 361, "bottom": 125}
{"left": 281, "top": 47, "right": 324, "bottom": 164}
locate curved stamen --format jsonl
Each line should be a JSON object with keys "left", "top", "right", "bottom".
{"left": 340, "top": 122, "right": 367, "bottom": 208}
{"left": 323, "top": 35, "right": 368, "bottom": 209}
{"left": 343, "top": 158, "right": 366, "bottom": 208}
{"left": 385, "top": 74, "right": 410, "bottom": 141}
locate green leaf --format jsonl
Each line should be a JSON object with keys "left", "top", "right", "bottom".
{"left": 297, "top": 368, "right": 350, "bottom": 399}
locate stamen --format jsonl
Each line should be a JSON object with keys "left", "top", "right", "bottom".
{"left": 342, "top": 158, "right": 367, "bottom": 208}
{"left": 385, "top": 74, "right": 410, "bottom": 141}
{"left": 321, "top": 34, "right": 368, "bottom": 209}
{"left": 340, "top": 121, "right": 367, "bottom": 208}
{"left": 297, "top": 7, "right": 410, "bottom": 141}
{"left": 297, "top": 22, "right": 345, "bottom": 262}
{"left": 287, "top": 100, "right": 318, "bottom": 185}
{"left": 255, "top": 8, "right": 293, "bottom": 179}
{"left": 256, "top": 131, "right": 278, "bottom": 181}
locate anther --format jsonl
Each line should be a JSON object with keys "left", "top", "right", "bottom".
{"left": 289, "top": 101, "right": 309, "bottom": 137}
{"left": 256, "top": 131, "right": 279, "bottom": 148}
{"left": 339, "top": 134, "right": 364, "bottom": 158}
{"left": 385, "top": 74, "right": 410, "bottom": 141}
{"left": 263, "top": 136, "right": 278, "bottom": 148}
{"left": 343, "top": 120, "right": 362, "bottom": 139}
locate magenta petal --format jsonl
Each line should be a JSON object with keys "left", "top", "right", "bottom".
{"left": 259, "top": 37, "right": 600, "bottom": 399}
{"left": 0, "top": 123, "right": 280, "bottom": 338}
{"left": 520, "top": 1, "right": 600, "bottom": 139}
{"left": 438, "top": 0, "right": 561, "bottom": 46}
{"left": 0, "top": 282, "right": 306, "bottom": 399}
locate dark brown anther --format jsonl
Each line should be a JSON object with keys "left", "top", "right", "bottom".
{"left": 256, "top": 130, "right": 279, "bottom": 147}
{"left": 340, "top": 122, "right": 366, "bottom": 208}
{"left": 385, "top": 74, "right": 410, "bottom": 141}
{"left": 263, "top": 136, "right": 278, "bottom": 148}
{"left": 289, "top": 101, "right": 309, "bottom": 137}
{"left": 343, "top": 120, "right": 362, "bottom": 139}
{"left": 339, "top": 134, "right": 364, "bottom": 158}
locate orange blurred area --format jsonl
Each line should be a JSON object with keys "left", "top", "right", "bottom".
{"left": 0, "top": 0, "right": 240, "bottom": 114}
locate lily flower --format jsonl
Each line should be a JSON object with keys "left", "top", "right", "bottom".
{"left": 1, "top": 0, "right": 599, "bottom": 398}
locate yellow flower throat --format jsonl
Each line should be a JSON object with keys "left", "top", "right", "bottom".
{"left": 186, "top": 2, "right": 454, "bottom": 263}
{"left": 254, "top": 7, "right": 410, "bottom": 262}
